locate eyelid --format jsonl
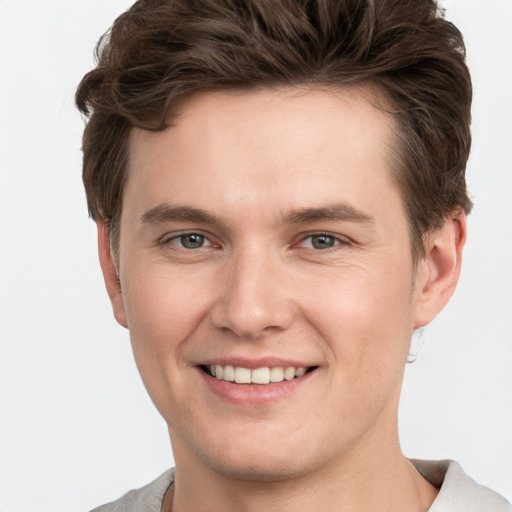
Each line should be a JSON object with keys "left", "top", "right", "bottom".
{"left": 160, "top": 230, "right": 217, "bottom": 248}
{"left": 157, "top": 229, "right": 350, "bottom": 250}
{"left": 295, "top": 231, "right": 350, "bottom": 249}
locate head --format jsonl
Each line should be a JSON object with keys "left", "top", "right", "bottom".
{"left": 76, "top": 0, "right": 472, "bottom": 484}
{"left": 76, "top": 0, "right": 472, "bottom": 268}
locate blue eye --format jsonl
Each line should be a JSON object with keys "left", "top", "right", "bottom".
{"left": 300, "top": 233, "right": 342, "bottom": 250}
{"left": 173, "top": 233, "right": 208, "bottom": 249}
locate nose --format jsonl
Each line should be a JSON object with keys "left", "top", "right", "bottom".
{"left": 210, "top": 248, "right": 295, "bottom": 339}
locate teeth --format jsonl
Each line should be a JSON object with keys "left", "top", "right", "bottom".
{"left": 269, "top": 367, "right": 284, "bottom": 382}
{"left": 295, "top": 367, "right": 306, "bottom": 377}
{"left": 206, "top": 365, "right": 309, "bottom": 385}
{"left": 251, "top": 367, "right": 270, "bottom": 384}
{"left": 284, "top": 367, "right": 296, "bottom": 381}
{"left": 223, "top": 364, "right": 235, "bottom": 382}
{"left": 234, "top": 367, "right": 251, "bottom": 384}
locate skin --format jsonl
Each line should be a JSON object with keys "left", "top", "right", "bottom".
{"left": 98, "top": 87, "right": 466, "bottom": 512}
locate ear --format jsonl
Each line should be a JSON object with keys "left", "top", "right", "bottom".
{"left": 413, "top": 212, "right": 467, "bottom": 327}
{"left": 97, "top": 221, "right": 128, "bottom": 328}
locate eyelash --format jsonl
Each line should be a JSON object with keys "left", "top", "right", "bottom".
{"left": 295, "top": 232, "right": 349, "bottom": 251}
{"left": 161, "top": 231, "right": 349, "bottom": 252}
{"left": 162, "top": 231, "right": 215, "bottom": 250}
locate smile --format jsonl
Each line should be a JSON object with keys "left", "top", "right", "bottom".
{"left": 202, "top": 365, "right": 314, "bottom": 385}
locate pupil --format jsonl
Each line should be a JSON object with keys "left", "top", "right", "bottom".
{"left": 182, "top": 234, "right": 204, "bottom": 249}
{"left": 312, "top": 234, "right": 335, "bottom": 249}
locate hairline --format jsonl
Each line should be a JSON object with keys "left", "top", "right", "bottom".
{"left": 106, "top": 82, "right": 434, "bottom": 270}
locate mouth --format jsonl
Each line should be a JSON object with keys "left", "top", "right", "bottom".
{"left": 200, "top": 364, "right": 317, "bottom": 385}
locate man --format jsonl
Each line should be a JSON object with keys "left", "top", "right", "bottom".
{"left": 76, "top": 0, "right": 511, "bottom": 510}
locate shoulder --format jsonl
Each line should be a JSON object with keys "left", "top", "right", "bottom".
{"left": 90, "top": 469, "right": 175, "bottom": 512}
{"left": 411, "top": 459, "right": 512, "bottom": 512}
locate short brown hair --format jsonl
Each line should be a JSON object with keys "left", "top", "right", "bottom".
{"left": 76, "top": 0, "right": 472, "bottom": 262}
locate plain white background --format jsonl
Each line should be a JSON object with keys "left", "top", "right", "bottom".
{"left": 0, "top": 1, "right": 511, "bottom": 510}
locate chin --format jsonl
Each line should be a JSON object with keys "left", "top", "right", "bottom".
{"left": 187, "top": 425, "right": 326, "bottom": 483}
{"left": 203, "top": 451, "right": 309, "bottom": 483}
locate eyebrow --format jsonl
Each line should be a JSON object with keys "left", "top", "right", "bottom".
{"left": 140, "top": 204, "right": 222, "bottom": 227}
{"left": 283, "top": 203, "right": 374, "bottom": 225}
{"left": 140, "top": 202, "right": 374, "bottom": 228}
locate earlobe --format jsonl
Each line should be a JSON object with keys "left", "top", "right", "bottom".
{"left": 97, "top": 221, "right": 128, "bottom": 328}
{"left": 413, "top": 212, "right": 467, "bottom": 327}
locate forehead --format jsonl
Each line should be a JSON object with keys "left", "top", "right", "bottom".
{"left": 131, "top": 85, "right": 393, "bottom": 155}
{"left": 125, "top": 86, "right": 401, "bottom": 227}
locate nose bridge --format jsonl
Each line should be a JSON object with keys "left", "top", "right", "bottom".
{"left": 210, "top": 243, "right": 294, "bottom": 338}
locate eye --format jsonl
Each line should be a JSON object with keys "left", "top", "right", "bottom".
{"left": 299, "top": 233, "right": 344, "bottom": 250}
{"left": 169, "top": 233, "right": 212, "bottom": 249}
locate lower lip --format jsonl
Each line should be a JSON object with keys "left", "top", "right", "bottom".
{"left": 197, "top": 368, "right": 316, "bottom": 406}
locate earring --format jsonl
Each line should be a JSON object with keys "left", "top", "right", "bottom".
{"left": 407, "top": 326, "right": 428, "bottom": 363}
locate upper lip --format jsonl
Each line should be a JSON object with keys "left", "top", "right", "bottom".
{"left": 197, "top": 357, "right": 317, "bottom": 369}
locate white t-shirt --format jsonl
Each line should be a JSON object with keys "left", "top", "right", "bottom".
{"left": 91, "top": 460, "right": 512, "bottom": 511}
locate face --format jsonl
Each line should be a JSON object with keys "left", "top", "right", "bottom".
{"left": 108, "top": 87, "right": 436, "bottom": 481}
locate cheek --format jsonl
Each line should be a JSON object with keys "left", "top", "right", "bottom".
{"left": 118, "top": 266, "right": 210, "bottom": 419}
{"left": 119, "top": 264, "right": 210, "bottom": 392}
{"left": 122, "top": 263, "right": 205, "bottom": 336}
{"left": 301, "top": 263, "right": 413, "bottom": 371}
